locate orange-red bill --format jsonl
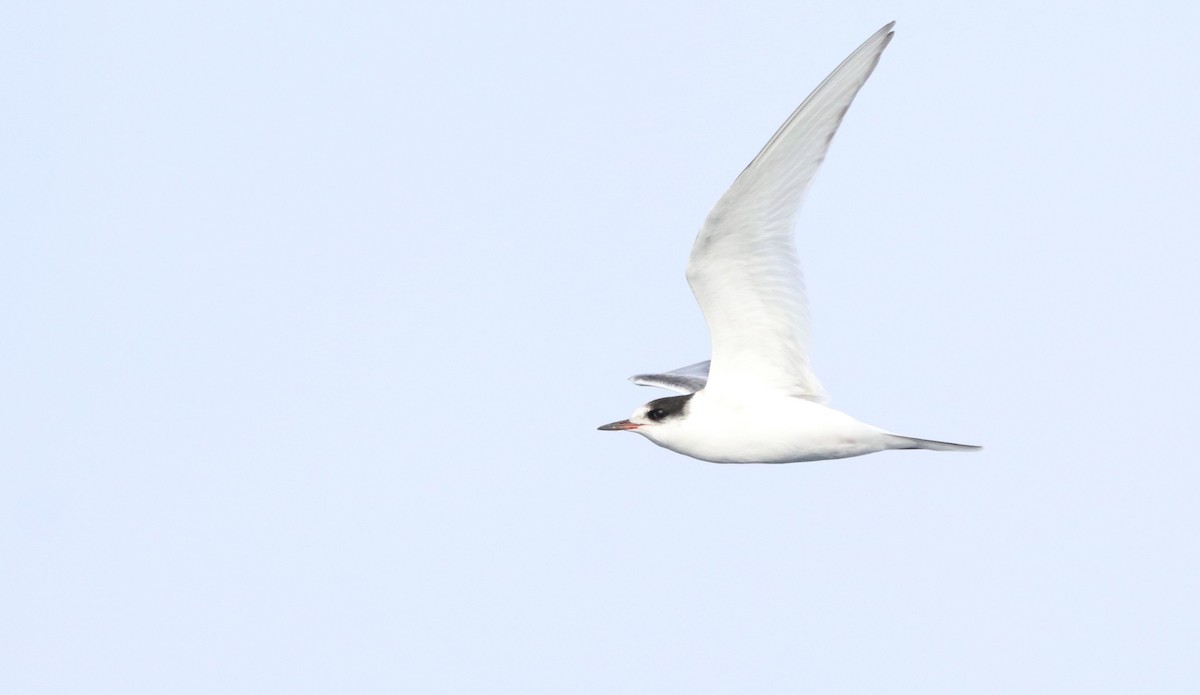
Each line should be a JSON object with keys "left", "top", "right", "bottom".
{"left": 597, "top": 420, "right": 640, "bottom": 431}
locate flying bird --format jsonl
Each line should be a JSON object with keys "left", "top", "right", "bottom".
{"left": 598, "top": 23, "right": 980, "bottom": 463}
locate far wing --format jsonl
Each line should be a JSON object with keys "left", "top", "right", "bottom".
{"left": 686, "top": 23, "right": 894, "bottom": 401}
{"left": 629, "top": 360, "right": 710, "bottom": 394}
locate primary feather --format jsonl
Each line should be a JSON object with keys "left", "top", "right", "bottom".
{"left": 629, "top": 360, "right": 710, "bottom": 394}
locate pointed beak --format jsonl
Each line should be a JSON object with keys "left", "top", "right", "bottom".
{"left": 597, "top": 419, "right": 640, "bottom": 431}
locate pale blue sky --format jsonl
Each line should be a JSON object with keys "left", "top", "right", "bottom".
{"left": 3, "top": 1, "right": 1199, "bottom": 693}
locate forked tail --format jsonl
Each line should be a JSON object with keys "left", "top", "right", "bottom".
{"left": 886, "top": 434, "right": 981, "bottom": 453}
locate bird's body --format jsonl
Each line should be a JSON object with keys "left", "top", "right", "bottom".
{"left": 599, "top": 22, "right": 980, "bottom": 463}
{"left": 635, "top": 390, "right": 892, "bottom": 464}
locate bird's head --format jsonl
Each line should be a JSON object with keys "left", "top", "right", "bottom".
{"left": 598, "top": 394, "right": 694, "bottom": 440}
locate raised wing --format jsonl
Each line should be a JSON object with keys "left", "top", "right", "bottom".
{"left": 629, "top": 360, "right": 710, "bottom": 394}
{"left": 686, "top": 23, "right": 894, "bottom": 400}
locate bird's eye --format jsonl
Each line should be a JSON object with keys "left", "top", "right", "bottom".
{"left": 647, "top": 408, "right": 667, "bottom": 421}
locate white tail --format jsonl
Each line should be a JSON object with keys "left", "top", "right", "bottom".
{"left": 886, "top": 434, "right": 982, "bottom": 453}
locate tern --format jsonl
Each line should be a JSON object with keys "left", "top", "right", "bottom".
{"left": 598, "top": 23, "right": 980, "bottom": 463}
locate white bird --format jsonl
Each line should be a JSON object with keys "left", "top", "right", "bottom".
{"left": 598, "top": 22, "right": 980, "bottom": 463}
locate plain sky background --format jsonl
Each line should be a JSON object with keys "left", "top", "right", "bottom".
{"left": 3, "top": 1, "right": 1199, "bottom": 692}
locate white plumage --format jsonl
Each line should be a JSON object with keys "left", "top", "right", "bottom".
{"left": 599, "top": 23, "right": 980, "bottom": 463}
